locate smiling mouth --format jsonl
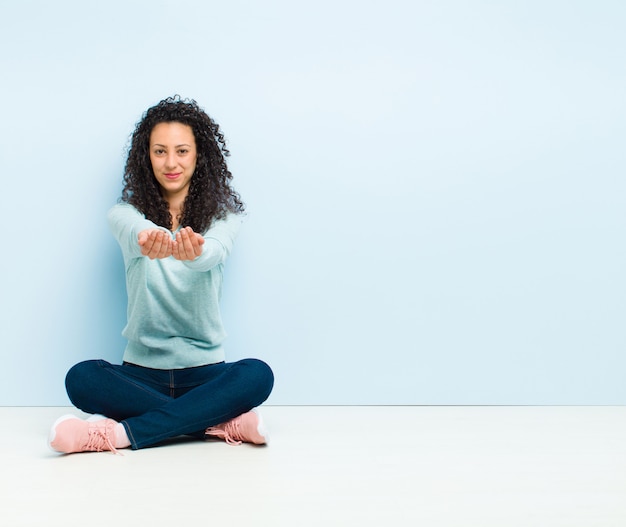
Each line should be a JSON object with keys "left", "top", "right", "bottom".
{"left": 164, "top": 173, "right": 181, "bottom": 180}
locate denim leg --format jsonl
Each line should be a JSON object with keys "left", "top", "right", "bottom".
{"left": 122, "top": 358, "right": 274, "bottom": 449}
{"left": 65, "top": 360, "right": 172, "bottom": 421}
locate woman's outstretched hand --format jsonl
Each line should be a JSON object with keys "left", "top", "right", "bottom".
{"left": 172, "top": 226, "right": 205, "bottom": 261}
{"left": 138, "top": 229, "right": 173, "bottom": 259}
{"left": 137, "top": 227, "right": 204, "bottom": 260}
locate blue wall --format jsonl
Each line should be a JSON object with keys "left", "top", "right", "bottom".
{"left": 1, "top": 0, "right": 624, "bottom": 405}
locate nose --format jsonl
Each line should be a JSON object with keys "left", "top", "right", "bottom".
{"left": 165, "top": 152, "right": 178, "bottom": 169}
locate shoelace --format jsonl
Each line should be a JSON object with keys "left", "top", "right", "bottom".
{"left": 85, "top": 426, "right": 121, "bottom": 455}
{"left": 206, "top": 419, "right": 243, "bottom": 446}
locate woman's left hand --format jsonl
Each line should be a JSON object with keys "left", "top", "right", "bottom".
{"left": 172, "top": 226, "right": 205, "bottom": 261}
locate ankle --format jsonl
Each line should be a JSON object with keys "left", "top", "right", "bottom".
{"left": 114, "top": 423, "right": 131, "bottom": 449}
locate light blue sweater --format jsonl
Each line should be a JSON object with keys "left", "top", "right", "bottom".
{"left": 107, "top": 203, "right": 242, "bottom": 369}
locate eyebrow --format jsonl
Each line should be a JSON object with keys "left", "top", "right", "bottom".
{"left": 152, "top": 143, "right": 193, "bottom": 148}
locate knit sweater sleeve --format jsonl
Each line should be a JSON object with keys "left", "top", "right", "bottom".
{"left": 107, "top": 203, "right": 169, "bottom": 260}
{"left": 182, "top": 212, "right": 243, "bottom": 272}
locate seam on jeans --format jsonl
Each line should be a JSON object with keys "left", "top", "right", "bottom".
{"left": 103, "top": 363, "right": 171, "bottom": 403}
{"left": 121, "top": 421, "right": 138, "bottom": 450}
{"left": 169, "top": 370, "right": 175, "bottom": 398}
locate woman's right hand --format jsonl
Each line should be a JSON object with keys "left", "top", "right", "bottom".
{"left": 138, "top": 229, "right": 173, "bottom": 259}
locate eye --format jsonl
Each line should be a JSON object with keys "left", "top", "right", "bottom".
{"left": 153, "top": 148, "right": 166, "bottom": 155}
{"left": 178, "top": 149, "right": 189, "bottom": 155}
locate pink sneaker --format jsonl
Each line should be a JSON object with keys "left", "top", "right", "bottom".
{"left": 205, "top": 409, "right": 269, "bottom": 446}
{"left": 48, "top": 415, "right": 120, "bottom": 454}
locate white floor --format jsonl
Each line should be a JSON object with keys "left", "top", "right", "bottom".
{"left": 2, "top": 406, "right": 626, "bottom": 526}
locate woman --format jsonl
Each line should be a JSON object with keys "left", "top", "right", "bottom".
{"left": 48, "top": 96, "right": 274, "bottom": 453}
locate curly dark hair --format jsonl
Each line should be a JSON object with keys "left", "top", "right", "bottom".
{"left": 121, "top": 95, "right": 245, "bottom": 233}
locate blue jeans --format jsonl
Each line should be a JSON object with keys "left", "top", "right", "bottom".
{"left": 65, "top": 359, "right": 274, "bottom": 449}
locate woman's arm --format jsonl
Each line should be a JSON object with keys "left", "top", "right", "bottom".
{"left": 108, "top": 204, "right": 243, "bottom": 268}
{"left": 179, "top": 213, "right": 243, "bottom": 272}
{"left": 108, "top": 203, "right": 171, "bottom": 260}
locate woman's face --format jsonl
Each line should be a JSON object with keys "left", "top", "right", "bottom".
{"left": 149, "top": 121, "right": 197, "bottom": 201}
